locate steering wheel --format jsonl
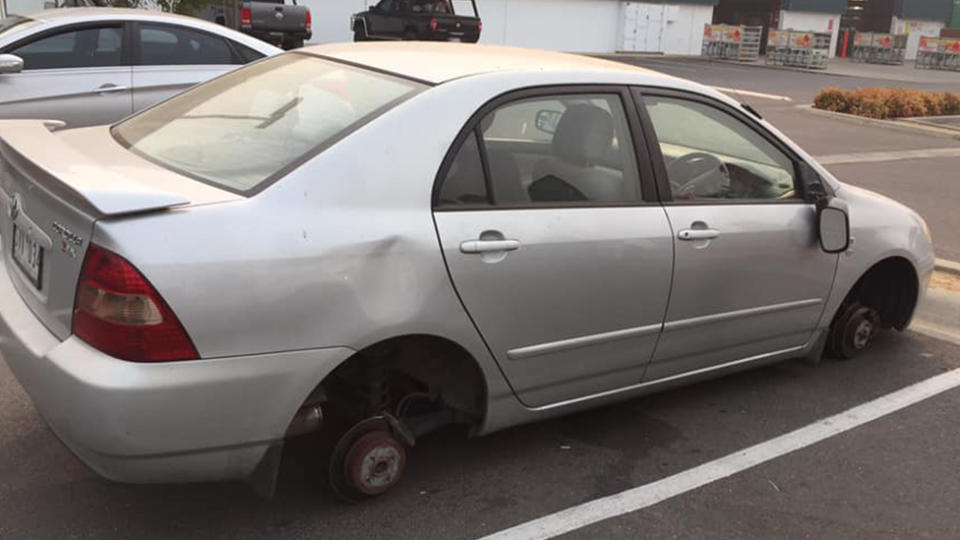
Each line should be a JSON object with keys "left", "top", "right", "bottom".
{"left": 666, "top": 152, "right": 731, "bottom": 199}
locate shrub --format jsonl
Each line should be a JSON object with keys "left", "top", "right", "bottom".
{"left": 813, "top": 87, "right": 850, "bottom": 113}
{"left": 813, "top": 87, "right": 960, "bottom": 119}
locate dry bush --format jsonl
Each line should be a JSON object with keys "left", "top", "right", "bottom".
{"left": 813, "top": 87, "right": 960, "bottom": 119}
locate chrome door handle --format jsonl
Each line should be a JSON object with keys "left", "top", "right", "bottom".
{"left": 96, "top": 84, "right": 128, "bottom": 94}
{"left": 678, "top": 229, "right": 719, "bottom": 241}
{"left": 460, "top": 239, "right": 521, "bottom": 254}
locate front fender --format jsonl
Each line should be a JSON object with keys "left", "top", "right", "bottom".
{"left": 818, "top": 183, "right": 935, "bottom": 329}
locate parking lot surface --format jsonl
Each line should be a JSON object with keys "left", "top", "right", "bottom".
{"left": 3, "top": 56, "right": 960, "bottom": 540}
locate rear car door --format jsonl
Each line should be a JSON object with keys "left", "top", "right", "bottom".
{"left": 0, "top": 23, "right": 131, "bottom": 128}
{"left": 433, "top": 87, "right": 674, "bottom": 408}
{"left": 131, "top": 23, "right": 248, "bottom": 112}
{"left": 634, "top": 89, "right": 838, "bottom": 382}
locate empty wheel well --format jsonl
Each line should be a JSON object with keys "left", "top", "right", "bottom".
{"left": 841, "top": 257, "right": 919, "bottom": 331}
{"left": 312, "top": 335, "right": 486, "bottom": 429}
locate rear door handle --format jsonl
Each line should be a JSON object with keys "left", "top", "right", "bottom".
{"left": 678, "top": 229, "right": 719, "bottom": 241}
{"left": 460, "top": 239, "right": 521, "bottom": 254}
{"left": 96, "top": 84, "right": 128, "bottom": 94}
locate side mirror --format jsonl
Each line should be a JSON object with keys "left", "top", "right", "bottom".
{"left": 535, "top": 109, "right": 562, "bottom": 134}
{"left": 818, "top": 197, "right": 850, "bottom": 253}
{"left": 0, "top": 54, "right": 23, "bottom": 74}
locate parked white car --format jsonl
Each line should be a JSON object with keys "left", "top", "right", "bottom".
{"left": 0, "top": 43, "right": 935, "bottom": 500}
{"left": 0, "top": 8, "right": 280, "bottom": 127}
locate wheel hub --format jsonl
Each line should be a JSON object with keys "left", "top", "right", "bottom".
{"left": 343, "top": 430, "right": 406, "bottom": 496}
{"left": 853, "top": 319, "right": 874, "bottom": 350}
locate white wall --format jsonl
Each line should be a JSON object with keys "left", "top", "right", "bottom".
{"left": 6, "top": 0, "right": 45, "bottom": 15}
{"left": 661, "top": 4, "right": 712, "bottom": 55}
{"left": 779, "top": 10, "right": 841, "bottom": 58}
{"left": 891, "top": 16, "right": 945, "bottom": 60}
{"left": 301, "top": 0, "right": 367, "bottom": 44}
{"left": 479, "top": 0, "right": 621, "bottom": 53}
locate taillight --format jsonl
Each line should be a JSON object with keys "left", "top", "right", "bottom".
{"left": 305, "top": 9, "right": 312, "bottom": 33}
{"left": 240, "top": 6, "right": 252, "bottom": 27}
{"left": 478, "top": 20, "right": 482, "bottom": 36}
{"left": 430, "top": 17, "right": 438, "bottom": 32}
{"left": 72, "top": 244, "right": 198, "bottom": 363}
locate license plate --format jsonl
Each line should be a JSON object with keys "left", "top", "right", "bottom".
{"left": 448, "top": 37, "right": 462, "bottom": 42}
{"left": 12, "top": 225, "right": 42, "bottom": 289}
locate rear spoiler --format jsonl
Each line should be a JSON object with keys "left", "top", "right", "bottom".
{"left": 0, "top": 120, "right": 190, "bottom": 216}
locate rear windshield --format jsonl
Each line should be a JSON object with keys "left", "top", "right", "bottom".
{"left": 112, "top": 54, "right": 424, "bottom": 194}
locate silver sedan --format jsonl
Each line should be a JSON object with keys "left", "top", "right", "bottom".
{"left": 0, "top": 8, "right": 280, "bottom": 128}
{"left": 0, "top": 43, "right": 935, "bottom": 500}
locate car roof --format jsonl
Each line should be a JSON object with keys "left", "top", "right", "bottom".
{"left": 304, "top": 42, "right": 665, "bottom": 85}
{"left": 27, "top": 7, "right": 195, "bottom": 23}
{"left": 8, "top": 8, "right": 281, "bottom": 54}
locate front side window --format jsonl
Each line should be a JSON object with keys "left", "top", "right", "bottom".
{"left": 139, "top": 25, "right": 236, "bottom": 66}
{"left": 113, "top": 54, "right": 423, "bottom": 194}
{"left": 438, "top": 93, "right": 642, "bottom": 208}
{"left": 12, "top": 26, "right": 123, "bottom": 70}
{"left": 643, "top": 96, "right": 797, "bottom": 201}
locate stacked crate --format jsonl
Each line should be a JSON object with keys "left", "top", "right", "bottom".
{"left": 767, "top": 29, "right": 830, "bottom": 69}
{"left": 851, "top": 32, "right": 907, "bottom": 64}
{"left": 701, "top": 24, "right": 762, "bottom": 62}
{"left": 915, "top": 36, "right": 960, "bottom": 71}
{"left": 765, "top": 29, "right": 790, "bottom": 65}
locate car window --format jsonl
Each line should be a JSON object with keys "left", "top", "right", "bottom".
{"left": 234, "top": 42, "right": 265, "bottom": 64}
{"left": 412, "top": 0, "right": 450, "bottom": 13}
{"left": 11, "top": 26, "right": 124, "bottom": 70}
{"left": 438, "top": 131, "right": 488, "bottom": 205}
{"left": 376, "top": 0, "right": 395, "bottom": 11}
{"left": 643, "top": 96, "right": 798, "bottom": 201}
{"left": 439, "top": 93, "right": 641, "bottom": 207}
{"left": 113, "top": 54, "right": 423, "bottom": 194}
{"left": 139, "top": 25, "right": 237, "bottom": 66}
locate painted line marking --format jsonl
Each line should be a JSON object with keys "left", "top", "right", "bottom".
{"left": 478, "top": 367, "right": 960, "bottom": 540}
{"left": 816, "top": 147, "right": 960, "bottom": 165}
{"left": 714, "top": 87, "right": 793, "bottom": 102}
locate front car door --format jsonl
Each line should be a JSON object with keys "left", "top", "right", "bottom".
{"left": 0, "top": 23, "right": 132, "bottom": 128}
{"left": 635, "top": 88, "right": 838, "bottom": 382}
{"left": 433, "top": 87, "right": 674, "bottom": 408}
{"left": 131, "top": 23, "right": 247, "bottom": 112}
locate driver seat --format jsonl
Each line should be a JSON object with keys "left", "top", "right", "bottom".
{"left": 530, "top": 104, "right": 625, "bottom": 202}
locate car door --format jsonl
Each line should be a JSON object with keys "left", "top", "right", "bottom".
{"left": 0, "top": 23, "right": 132, "bottom": 128}
{"left": 367, "top": 0, "right": 404, "bottom": 36}
{"left": 433, "top": 87, "right": 674, "bottom": 408}
{"left": 131, "top": 23, "right": 245, "bottom": 113}
{"left": 634, "top": 88, "right": 838, "bottom": 382}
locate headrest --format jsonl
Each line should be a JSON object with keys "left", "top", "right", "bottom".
{"left": 552, "top": 104, "right": 614, "bottom": 166}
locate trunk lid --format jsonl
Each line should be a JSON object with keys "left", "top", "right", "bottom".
{"left": 0, "top": 120, "right": 240, "bottom": 340}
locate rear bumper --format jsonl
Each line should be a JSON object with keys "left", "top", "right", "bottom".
{"left": 0, "top": 253, "right": 352, "bottom": 484}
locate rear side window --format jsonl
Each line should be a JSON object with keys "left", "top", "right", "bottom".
{"left": 139, "top": 24, "right": 237, "bottom": 66}
{"left": 113, "top": 54, "right": 423, "bottom": 194}
{"left": 12, "top": 26, "right": 124, "bottom": 70}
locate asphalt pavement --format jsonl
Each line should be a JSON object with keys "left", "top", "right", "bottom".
{"left": 3, "top": 56, "right": 960, "bottom": 540}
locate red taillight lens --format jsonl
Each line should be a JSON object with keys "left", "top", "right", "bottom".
{"left": 478, "top": 20, "right": 482, "bottom": 36}
{"left": 305, "top": 9, "right": 312, "bottom": 32}
{"left": 72, "top": 244, "right": 198, "bottom": 363}
{"left": 430, "top": 17, "right": 438, "bottom": 32}
{"left": 240, "top": 6, "right": 252, "bottom": 27}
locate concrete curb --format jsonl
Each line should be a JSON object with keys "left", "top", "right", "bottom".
{"left": 912, "top": 287, "right": 960, "bottom": 345}
{"left": 937, "top": 258, "right": 960, "bottom": 277}
{"left": 800, "top": 105, "right": 960, "bottom": 141}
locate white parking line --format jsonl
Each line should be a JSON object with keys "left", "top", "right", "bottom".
{"left": 815, "top": 147, "right": 960, "bottom": 165}
{"left": 478, "top": 367, "right": 960, "bottom": 540}
{"left": 714, "top": 87, "right": 793, "bottom": 102}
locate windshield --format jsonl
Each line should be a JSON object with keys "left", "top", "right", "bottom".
{"left": 113, "top": 54, "right": 424, "bottom": 194}
{"left": 0, "top": 16, "right": 39, "bottom": 40}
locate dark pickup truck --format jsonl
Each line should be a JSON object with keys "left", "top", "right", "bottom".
{"left": 206, "top": 0, "right": 312, "bottom": 50}
{"left": 352, "top": 0, "right": 480, "bottom": 43}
